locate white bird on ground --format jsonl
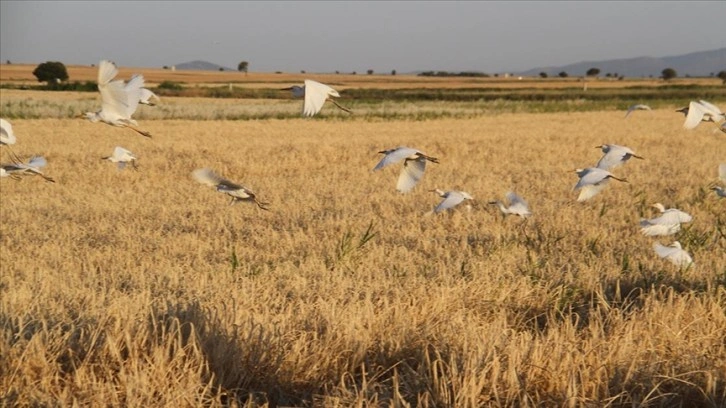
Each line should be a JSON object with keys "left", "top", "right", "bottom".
{"left": 640, "top": 203, "right": 693, "bottom": 236}
{"left": 595, "top": 144, "right": 644, "bottom": 170}
{"left": 282, "top": 79, "right": 352, "bottom": 117}
{"left": 192, "top": 168, "right": 269, "bottom": 210}
{"left": 373, "top": 146, "right": 439, "bottom": 193}
{"left": 80, "top": 60, "right": 152, "bottom": 138}
{"left": 430, "top": 189, "right": 474, "bottom": 213}
{"left": 654, "top": 241, "right": 693, "bottom": 268}
{"left": 0, "top": 118, "right": 21, "bottom": 162}
{"left": 624, "top": 104, "right": 651, "bottom": 118}
{"left": 573, "top": 167, "right": 627, "bottom": 202}
{"left": 489, "top": 191, "right": 532, "bottom": 218}
{"left": 139, "top": 88, "right": 160, "bottom": 106}
{"left": 676, "top": 100, "right": 725, "bottom": 130}
{"left": 102, "top": 146, "right": 138, "bottom": 170}
{"left": 1, "top": 156, "right": 55, "bottom": 182}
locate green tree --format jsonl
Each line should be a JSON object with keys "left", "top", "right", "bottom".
{"left": 558, "top": 71, "right": 568, "bottom": 78}
{"left": 367, "top": 69, "right": 374, "bottom": 75}
{"left": 586, "top": 67, "right": 600, "bottom": 77}
{"left": 716, "top": 70, "right": 726, "bottom": 84}
{"left": 237, "top": 61, "right": 248, "bottom": 74}
{"left": 661, "top": 68, "right": 677, "bottom": 81}
{"left": 32, "top": 61, "right": 69, "bottom": 84}
{"left": 539, "top": 72, "right": 548, "bottom": 78}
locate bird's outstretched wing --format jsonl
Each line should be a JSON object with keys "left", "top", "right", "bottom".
{"left": 0, "top": 118, "right": 16, "bottom": 144}
{"left": 97, "top": 60, "right": 119, "bottom": 86}
{"left": 192, "top": 168, "right": 225, "bottom": 187}
{"left": 683, "top": 101, "right": 707, "bottom": 129}
{"left": 139, "top": 88, "right": 160, "bottom": 105}
{"left": 506, "top": 191, "right": 530, "bottom": 214}
{"left": 397, "top": 156, "right": 426, "bottom": 193}
{"left": 435, "top": 191, "right": 467, "bottom": 213}
{"left": 373, "top": 147, "right": 417, "bottom": 171}
{"left": 303, "top": 80, "right": 336, "bottom": 117}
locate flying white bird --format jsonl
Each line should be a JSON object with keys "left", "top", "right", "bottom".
{"left": 640, "top": 203, "right": 693, "bottom": 236}
{"left": 283, "top": 79, "right": 352, "bottom": 117}
{"left": 654, "top": 241, "right": 693, "bottom": 268}
{"left": 192, "top": 168, "right": 269, "bottom": 210}
{"left": 1, "top": 156, "right": 55, "bottom": 182}
{"left": 489, "top": 191, "right": 532, "bottom": 218}
{"left": 676, "top": 100, "right": 725, "bottom": 130}
{"left": 430, "top": 189, "right": 474, "bottom": 213}
{"left": 624, "top": 104, "right": 651, "bottom": 118}
{"left": 0, "top": 118, "right": 21, "bottom": 162}
{"left": 595, "top": 144, "right": 644, "bottom": 170}
{"left": 373, "top": 146, "right": 439, "bottom": 193}
{"left": 572, "top": 167, "right": 627, "bottom": 202}
{"left": 102, "top": 146, "right": 138, "bottom": 170}
{"left": 80, "top": 60, "right": 152, "bottom": 138}
{"left": 139, "top": 88, "right": 160, "bottom": 106}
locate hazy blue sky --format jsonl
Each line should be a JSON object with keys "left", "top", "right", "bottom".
{"left": 2, "top": 1, "right": 724, "bottom": 74}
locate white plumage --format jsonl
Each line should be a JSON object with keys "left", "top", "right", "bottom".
{"left": 431, "top": 189, "right": 474, "bottom": 213}
{"left": 102, "top": 146, "right": 138, "bottom": 170}
{"left": 1, "top": 156, "right": 55, "bottom": 182}
{"left": 192, "top": 168, "right": 269, "bottom": 210}
{"left": 677, "top": 100, "right": 725, "bottom": 130}
{"left": 81, "top": 60, "right": 151, "bottom": 138}
{"left": 489, "top": 191, "right": 532, "bottom": 218}
{"left": 573, "top": 167, "right": 627, "bottom": 202}
{"left": 139, "top": 88, "right": 160, "bottom": 106}
{"left": 654, "top": 241, "right": 693, "bottom": 268}
{"left": 624, "top": 104, "right": 651, "bottom": 118}
{"left": 595, "top": 144, "right": 644, "bottom": 171}
{"left": 639, "top": 203, "right": 692, "bottom": 236}
{"left": 373, "top": 146, "right": 439, "bottom": 193}
{"left": 284, "top": 79, "right": 351, "bottom": 117}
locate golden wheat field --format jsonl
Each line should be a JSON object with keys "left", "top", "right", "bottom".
{"left": 1, "top": 80, "right": 726, "bottom": 408}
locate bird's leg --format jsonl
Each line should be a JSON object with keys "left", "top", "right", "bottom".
{"left": 125, "top": 124, "right": 152, "bottom": 138}
{"left": 131, "top": 160, "right": 139, "bottom": 170}
{"left": 39, "top": 173, "right": 55, "bottom": 183}
{"left": 5, "top": 146, "right": 22, "bottom": 164}
{"left": 255, "top": 199, "right": 271, "bottom": 211}
{"left": 330, "top": 99, "right": 353, "bottom": 114}
{"left": 609, "top": 175, "right": 628, "bottom": 183}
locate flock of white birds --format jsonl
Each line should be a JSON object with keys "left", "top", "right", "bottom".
{"left": 1, "top": 60, "right": 724, "bottom": 270}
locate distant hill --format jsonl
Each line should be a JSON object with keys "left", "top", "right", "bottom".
{"left": 518, "top": 48, "right": 726, "bottom": 78}
{"left": 173, "top": 60, "right": 236, "bottom": 72}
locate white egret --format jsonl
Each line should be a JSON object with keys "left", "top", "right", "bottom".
{"left": 640, "top": 203, "right": 692, "bottom": 236}
{"left": 654, "top": 241, "right": 693, "bottom": 268}
{"left": 0, "top": 118, "right": 21, "bottom": 162}
{"left": 624, "top": 104, "right": 651, "bottom": 118}
{"left": 139, "top": 88, "right": 160, "bottom": 106}
{"left": 80, "top": 60, "right": 152, "bottom": 138}
{"left": 192, "top": 168, "right": 269, "bottom": 210}
{"left": 430, "top": 189, "right": 473, "bottom": 213}
{"left": 373, "top": 146, "right": 439, "bottom": 193}
{"left": 489, "top": 191, "right": 532, "bottom": 218}
{"left": 572, "top": 167, "right": 627, "bottom": 202}
{"left": 676, "top": 100, "right": 725, "bottom": 130}
{"left": 102, "top": 146, "right": 137, "bottom": 170}
{"left": 283, "top": 79, "right": 351, "bottom": 117}
{"left": 595, "top": 144, "right": 644, "bottom": 171}
{"left": 1, "top": 156, "right": 55, "bottom": 182}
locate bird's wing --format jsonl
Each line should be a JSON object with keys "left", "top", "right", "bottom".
{"left": 595, "top": 151, "right": 623, "bottom": 170}
{"left": 434, "top": 191, "right": 466, "bottom": 213}
{"left": 506, "top": 192, "right": 530, "bottom": 215}
{"left": 653, "top": 243, "right": 677, "bottom": 258}
{"left": 683, "top": 101, "right": 707, "bottom": 129}
{"left": 192, "top": 168, "right": 225, "bottom": 187}
{"left": 373, "top": 147, "right": 416, "bottom": 170}
{"left": 576, "top": 183, "right": 607, "bottom": 202}
{"left": 397, "top": 156, "right": 426, "bottom": 193}
{"left": 122, "top": 74, "right": 145, "bottom": 117}
{"left": 27, "top": 156, "right": 47, "bottom": 169}
{"left": 99, "top": 79, "right": 133, "bottom": 120}
{"left": 97, "top": 60, "right": 119, "bottom": 86}
{"left": 719, "top": 164, "right": 726, "bottom": 182}
{"left": 139, "top": 88, "right": 159, "bottom": 105}
{"left": 640, "top": 220, "right": 680, "bottom": 236}
{"left": 302, "top": 80, "right": 333, "bottom": 117}
{"left": 0, "top": 118, "right": 16, "bottom": 144}
{"left": 698, "top": 100, "right": 723, "bottom": 115}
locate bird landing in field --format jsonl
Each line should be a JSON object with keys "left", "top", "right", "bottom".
{"left": 80, "top": 60, "right": 152, "bottom": 138}
{"left": 282, "top": 79, "right": 352, "bottom": 117}
{"left": 654, "top": 241, "right": 693, "bottom": 268}
{"left": 373, "top": 146, "right": 439, "bottom": 193}
{"left": 192, "top": 168, "right": 269, "bottom": 210}
{"left": 102, "top": 146, "right": 138, "bottom": 170}
{"left": 489, "top": 191, "right": 532, "bottom": 218}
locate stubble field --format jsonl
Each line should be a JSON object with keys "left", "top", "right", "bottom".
{"left": 1, "top": 74, "right": 726, "bottom": 407}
